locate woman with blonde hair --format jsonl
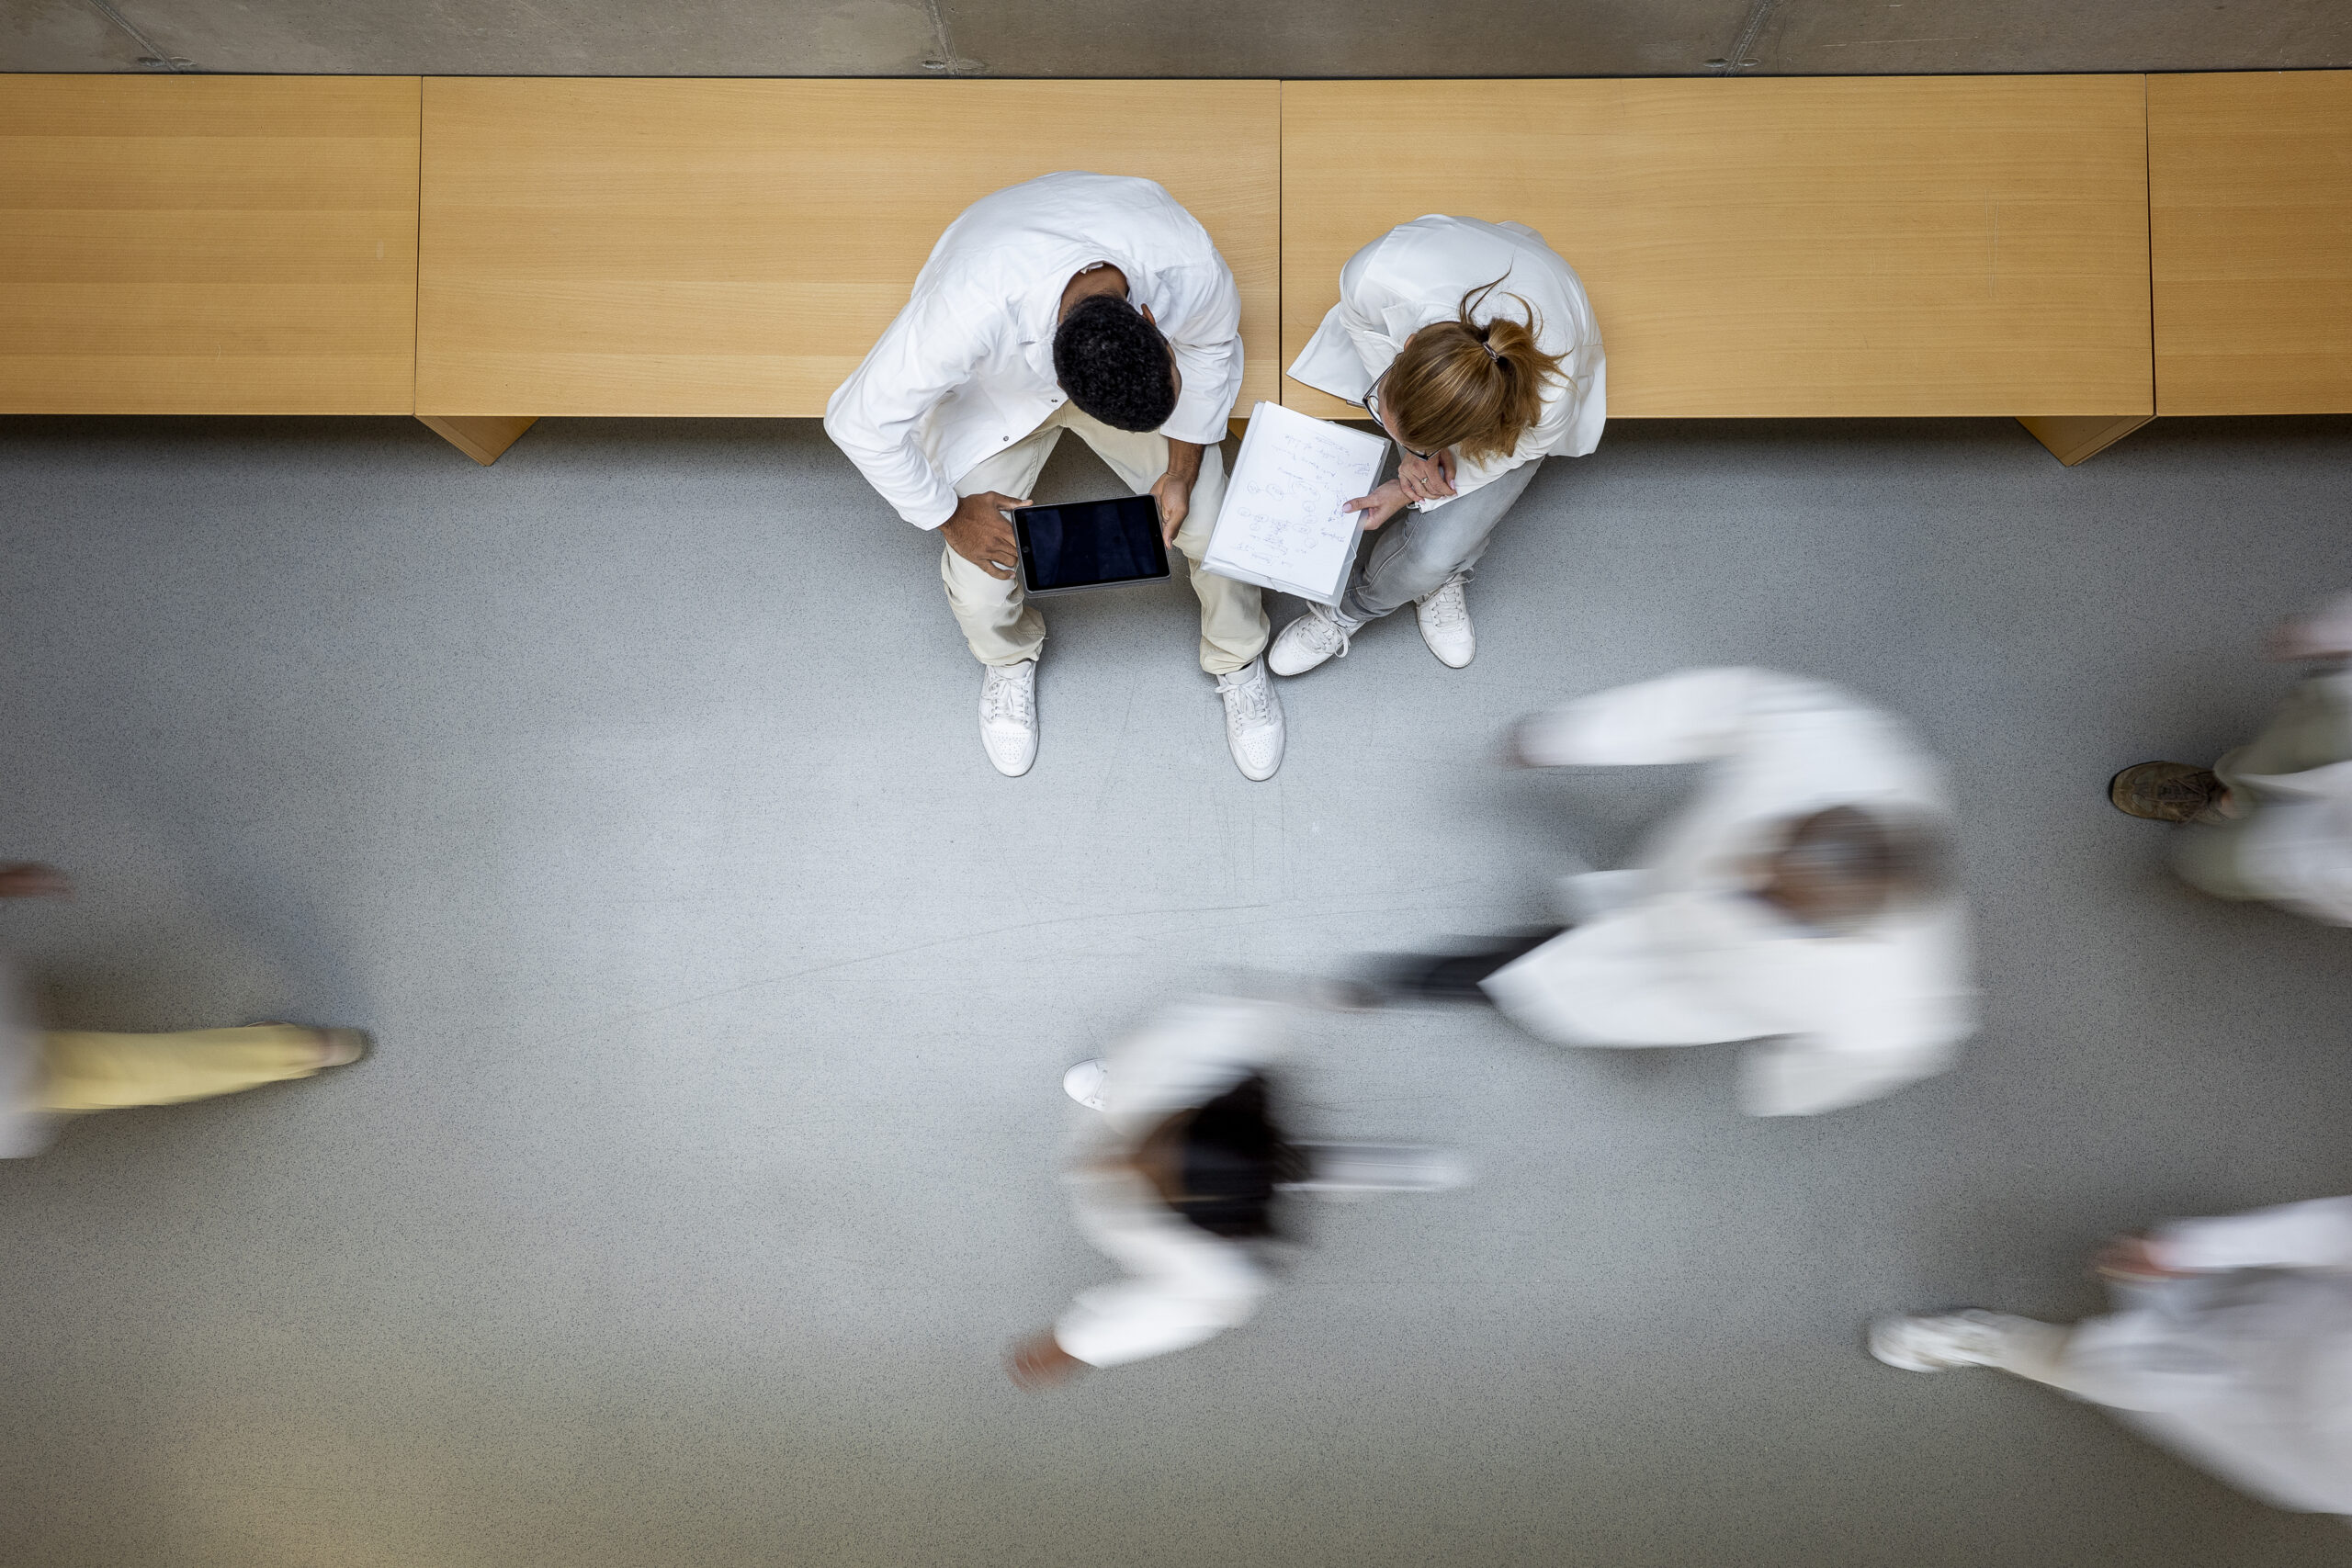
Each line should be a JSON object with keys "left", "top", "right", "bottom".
{"left": 1272, "top": 216, "right": 1604, "bottom": 675}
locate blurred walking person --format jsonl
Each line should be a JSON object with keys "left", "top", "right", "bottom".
{"left": 2111, "top": 590, "right": 2352, "bottom": 924}
{"left": 1873, "top": 1195, "right": 2352, "bottom": 1519}
{"left": 0, "top": 863, "right": 365, "bottom": 1155}
{"left": 1365, "top": 668, "right": 1974, "bottom": 1117}
{"left": 1009, "top": 993, "right": 1461, "bottom": 1388}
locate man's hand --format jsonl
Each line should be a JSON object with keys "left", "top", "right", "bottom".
{"left": 0, "top": 863, "right": 70, "bottom": 899}
{"left": 940, "top": 491, "right": 1029, "bottom": 581}
{"left": 1007, "top": 1330, "right": 1087, "bottom": 1391}
{"left": 2093, "top": 1233, "right": 2191, "bottom": 1283}
{"left": 1343, "top": 479, "right": 1412, "bottom": 532}
{"left": 1398, "top": 448, "right": 1457, "bottom": 505}
{"left": 1150, "top": 438, "right": 1207, "bottom": 546}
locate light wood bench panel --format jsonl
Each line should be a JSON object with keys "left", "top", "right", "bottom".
{"left": 0, "top": 75, "right": 419, "bottom": 414}
{"left": 2151, "top": 71, "right": 2352, "bottom": 415}
{"left": 417, "top": 79, "right": 1279, "bottom": 418}
{"left": 1282, "top": 77, "right": 2153, "bottom": 421}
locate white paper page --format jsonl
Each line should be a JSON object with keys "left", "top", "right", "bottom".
{"left": 1204, "top": 401, "right": 1388, "bottom": 604}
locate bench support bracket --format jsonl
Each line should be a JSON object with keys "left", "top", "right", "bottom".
{"left": 2017, "top": 413, "right": 2153, "bottom": 468}
{"left": 418, "top": 414, "right": 539, "bottom": 467}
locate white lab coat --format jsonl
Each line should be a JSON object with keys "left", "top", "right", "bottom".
{"left": 823, "top": 172, "right": 1245, "bottom": 529}
{"left": 2220, "top": 664, "right": 2352, "bottom": 925}
{"left": 1284, "top": 215, "right": 1604, "bottom": 512}
{"left": 1481, "top": 668, "right": 1975, "bottom": 1117}
{"left": 0, "top": 956, "right": 54, "bottom": 1157}
{"left": 2063, "top": 1197, "right": 2352, "bottom": 1516}
{"left": 1054, "top": 997, "right": 1281, "bottom": 1369}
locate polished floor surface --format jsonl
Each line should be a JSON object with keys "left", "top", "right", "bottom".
{"left": 2, "top": 412, "right": 2350, "bottom": 1565}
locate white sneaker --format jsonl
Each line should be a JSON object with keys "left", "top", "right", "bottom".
{"left": 1415, "top": 573, "right": 1476, "bottom": 668}
{"left": 1062, "top": 1058, "right": 1109, "bottom": 1110}
{"left": 1268, "top": 605, "right": 1355, "bottom": 676}
{"left": 1868, "top": 1309, "right": 2027, "bottom": 1372}
{"left": 1215, "top": 657, "right": 1285, "bottom": 781}
{"left": 978, "top": 660, "right": 1038, "bottom": 777}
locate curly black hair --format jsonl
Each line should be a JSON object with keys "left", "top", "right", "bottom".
{"left": 1052, "top": 294, "right": 1178, "bottom": 433}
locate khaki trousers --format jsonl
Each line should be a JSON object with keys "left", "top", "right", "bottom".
{"left": 941, "top": 405, "right": 1268, "bottom": 675}
{"left": 38, "top": 1024, "right": 329, "bottom": 1113}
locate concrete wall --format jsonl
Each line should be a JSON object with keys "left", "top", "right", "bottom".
{"left": 4, "top": 0, "right": 2350, "bottom": 78}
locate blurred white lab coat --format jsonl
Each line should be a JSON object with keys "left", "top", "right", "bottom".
{"left": 1285, "top": 215, "right": 1604, "bottom": 511}
{"left": 1481, "top": 668, "right": 1976, "bottom": 1117}
{"left": 2064, "top": 1197, "right": 2352, "bottom": 1516}
{"left": 1053, "top": 997, "right": 1281, "bottom": 1369}
{"left": 824, "top": 172, "right": 1245, "bottom": 529}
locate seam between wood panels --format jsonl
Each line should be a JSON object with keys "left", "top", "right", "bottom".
{"left": 411, "top": 76, "right": 424, "bottom": 417}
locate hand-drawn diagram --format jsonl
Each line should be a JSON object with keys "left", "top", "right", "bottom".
{"left": 1204, "top": 403, "right": 1388, "bottom": 604}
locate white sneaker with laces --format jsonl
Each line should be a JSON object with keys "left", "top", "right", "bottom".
{"left": 1415, "top": 573, "right": 1476, "bottom": 669}
{"left": 1868, "top": 1309, "right": 2029, "bottom": 1372}
{"left": 1062, "top": 1058, "right": 1109, "bottom": 1111}
{"left": 1268, "top": 605, "right": 1355, "bottom": 677}
{"left": 978, "top": 660, "right": 1038, "bottom": 777}
{"left": 1215, "top": 657, "right": 1285, "bottom": 781}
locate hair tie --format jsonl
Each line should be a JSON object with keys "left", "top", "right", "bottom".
{"left": 1480, "top": 339, "right": 1501, "bottom": 362}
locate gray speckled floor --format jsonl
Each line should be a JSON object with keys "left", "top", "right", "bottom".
{"left": 1, "top": 412, "right": 2350, "bottom": 1566}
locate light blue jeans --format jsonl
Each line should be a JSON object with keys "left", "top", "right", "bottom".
{"left": 1339, "top": 457, "right": 1544, "bottom": 625}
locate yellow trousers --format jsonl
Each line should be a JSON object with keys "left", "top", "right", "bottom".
{"left": 38, "top": 1025, "right": 328, "bottom": 1113}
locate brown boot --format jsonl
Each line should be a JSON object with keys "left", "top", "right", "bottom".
{"left": 2109, "top": 761, "right": 2228, "bottom": 824}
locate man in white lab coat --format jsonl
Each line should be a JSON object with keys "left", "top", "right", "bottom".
{"left": 1369, "top": 668, "right": 1975, "bottom": 1118}
{"left": 826, "top": 172, "right": 1283, "bottom": 782}
{"left": 1873, "top": 1196, "right": 2352, "bottom": 1518}
{"left": 1274, "top": 215, "right": 1603, "bottom": 676}
{"left": 2109, "top": 590, "right": 2352, "bottom": 924}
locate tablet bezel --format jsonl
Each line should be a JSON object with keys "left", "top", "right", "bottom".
{"left": 1011, "top": 494, "right": 1174, "bottom": 597}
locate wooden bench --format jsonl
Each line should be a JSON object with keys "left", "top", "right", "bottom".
{"left": 8, "top": 71, "right": 2352, "bottom": 468}
{"left": 0, "top": 74, "right": 419, "bottom": 415}
{"left": 2150, "top": 71, "right": 2352, "bottom": 415}
{"left": 1281, "top": 77, "right": 2157, "bottom": 467}
{"left": 413, "top": 78, "right": 1281, "bottom": 462}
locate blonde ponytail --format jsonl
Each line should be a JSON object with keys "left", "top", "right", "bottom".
{"left": 1379, "top": 277, "right": 1568, "bottom": 464}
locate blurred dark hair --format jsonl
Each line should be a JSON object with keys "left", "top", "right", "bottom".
{"left": 1779, "top": 805, "right": 1956, "bottom": 914}
{"left": 1053, "top": 294, "right": 1177, "bottom": 433}
{"left": 1173, "top": 1074, "right": 1306, "bottom": 1240}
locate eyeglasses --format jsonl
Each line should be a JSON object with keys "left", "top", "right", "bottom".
{"left": 1360, "top": 379, "right": 1436, "bottom": 463}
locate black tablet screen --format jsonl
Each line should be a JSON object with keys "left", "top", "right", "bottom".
{"left": 1014, "top": 496, "right": 1171, "bottom": 592}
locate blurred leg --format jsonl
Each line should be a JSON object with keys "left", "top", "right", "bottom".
{"left": 39, "top": 1025, "right": 334, "bottom": 1112}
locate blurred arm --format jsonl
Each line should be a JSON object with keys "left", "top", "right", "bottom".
{"left": 2156, "top": 1197, "right": 2352, "bottom": 1272}
{"left": 1515, "top": 667, "right": 1783, "bottom": 768}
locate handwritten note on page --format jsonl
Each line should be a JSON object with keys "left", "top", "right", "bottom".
{"left": 1203, "top": 400, "right": 1390, "bottom": 606}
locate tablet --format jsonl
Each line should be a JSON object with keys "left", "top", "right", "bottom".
{"left": 1012, "top": 494, "right": 1171, "bottom": 597}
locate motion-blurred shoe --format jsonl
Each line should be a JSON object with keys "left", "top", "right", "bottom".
{"left": 1268, "top": 605, "right": 1355, "bottom": 677}
{"left": 254, "top": 1022, "right": 369, "bottom": 1068}
{"left": 1216, "top": 657, "right": 1285, "bottom": 781}
{"left": 1415, "top": 573, "right": 1476, "bottom": 669}
{"left": 980, "top": 660, "right": 1039, "bottom": 778}
{"left": 1061, "top": 1058, "right": 1109, "bottom": 1111}
{"left": 2108, "top": 761, "right": 2227, "bottom": 823}
{"left": 315, "top": 1028, "right": 369, "bottom": 1067}
{"left": 1868, "top": 1310, "right": 2027, "bottom": 1372}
